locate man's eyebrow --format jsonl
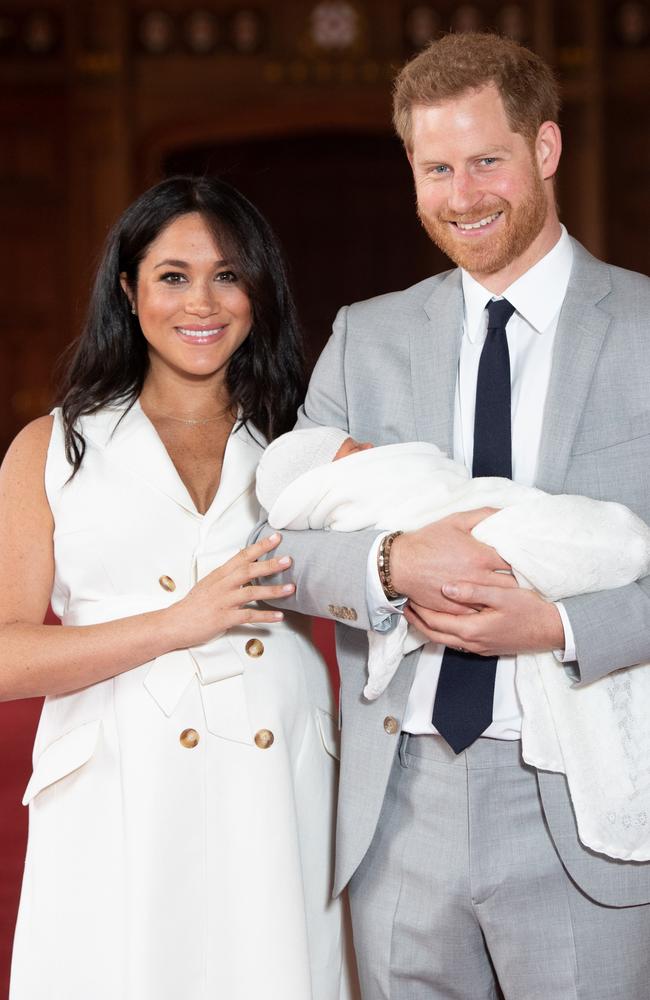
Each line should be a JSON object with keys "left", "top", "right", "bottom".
{"left": 473, "top": 145, "right": 511, "bottom": 156}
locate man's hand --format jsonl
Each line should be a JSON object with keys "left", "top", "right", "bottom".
{"left": 390, "top": 509, "right": 515, "bottom": 614}
{"left": 404, "top": 582, "right": 565, "bottom": 656}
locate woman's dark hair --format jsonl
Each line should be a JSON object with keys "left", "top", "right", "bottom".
{"left": 58, "top": 175, "right": 306, "bottom": 473}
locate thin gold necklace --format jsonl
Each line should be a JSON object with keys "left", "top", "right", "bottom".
{"left": 147, "top": 405, "right": 232, "bottom": 426}
{"left": 156, "top": 413, "right": 225, "bottom": 426}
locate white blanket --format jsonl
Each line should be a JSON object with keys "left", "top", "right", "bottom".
{"left": 258, "top": 441, "right": 650, "bottom": 861}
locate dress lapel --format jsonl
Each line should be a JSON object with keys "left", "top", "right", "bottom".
{"left": 412, "top": 269, "right": 464, "bottom": 454}
{"left": 82, "top": 401, "right": 200, "bottom": 515}
{"left": 535, "top": 240, "right": 613, "bottom": 493}
{"left": 203, "top": 421, "right": 264, "bottom": 525}
{"left": 79, "top": 401, "right": 262, "bottom": 519}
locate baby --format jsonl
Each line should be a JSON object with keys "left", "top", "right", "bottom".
{"left": 257, "top": 425, "right": 650, "bottom": 690}
{"left": 256, "top": 425, "right": 650, "bottom": 862}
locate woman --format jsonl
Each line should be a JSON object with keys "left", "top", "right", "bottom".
{"left": 1, "top": 177, "right": 355, "bottom": 999}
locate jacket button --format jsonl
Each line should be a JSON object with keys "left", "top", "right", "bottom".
{"left": 245, "top": 638, "right": 264, "bottom": 658}
{"left": 254, "top": 729, "right": 274, "bottom": 749}
{"left": 383, "top": 716, "right": 399, "bottom": 735}
{"left": 180, "top": 728, "right": 200, "bottom": 748}
{"left": 159, "top": 575, "right": 176, "bottom": 592}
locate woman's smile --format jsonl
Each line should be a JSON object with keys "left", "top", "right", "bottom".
{"left": 174, "top": 323, "right": 229, "bottom": 344}
{"left": 124, "top": 211, "right": 253, "bottom": 381}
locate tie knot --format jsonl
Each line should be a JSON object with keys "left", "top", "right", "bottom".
{"left": 486, "top": 298, "right": 515, "bottom": 330}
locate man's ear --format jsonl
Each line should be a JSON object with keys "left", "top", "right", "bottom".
{"left": 536, "top": 121, "right": 562, "bottom": 181}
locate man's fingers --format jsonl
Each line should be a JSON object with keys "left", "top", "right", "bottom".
{"left": 415, "top": 594, "right": 478, "bottom": 615}
{"left": 406, "top": 603, "right": 474, "bottom": 636}
{"left": 404, "top": 605, "right": 475, "bottom": 650}
{"left": 449, "top": 509, "right": 512, "bottom": 572}
{"left": 488, "top": 570, "right": 518, "bottom": 588}
{"left": 484, "top": 551, "right": 513, "bottom": 573}
{"left": 455, "top": 506, "right": 500, "bottom": 531}
{"left": 441, "top": 581, "right": 510, "bottom": 606}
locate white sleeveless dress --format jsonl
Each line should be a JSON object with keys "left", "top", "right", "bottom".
{"left": 10, "top": 402, "right": 355, "bottom": 1000}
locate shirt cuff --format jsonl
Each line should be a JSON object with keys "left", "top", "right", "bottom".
{"left": 553, "top": 601, "right": 577, "bottom": 662}
{"left": 366, "top": 532, "right": 407, "bottom": 632}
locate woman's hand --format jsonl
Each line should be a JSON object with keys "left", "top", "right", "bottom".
{"left": 165, "top": 532, "right": 295, "bottom": 648}
{"left": 0, "top": 423, "right": 294, "bottom": 699}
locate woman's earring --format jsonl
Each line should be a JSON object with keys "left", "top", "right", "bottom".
{"left": 131, "top": 303, "right": 137, "bottom": 315}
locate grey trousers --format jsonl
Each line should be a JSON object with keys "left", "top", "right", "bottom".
{"left": 348, "top": 734, "right": 650, "bottom": 1000}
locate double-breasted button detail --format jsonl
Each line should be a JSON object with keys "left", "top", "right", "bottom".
{"left": 383, "top": 716, "right": 399, "bottom": 735}
{"left": 159, "top": 575, "right": 176, "bottom": 592}
{"left": 254, "top": 729, "right": 274, "bottom": 749}
{"left": 179, "top": 728, "right": 200, "bottom": 748}
{"left": 245, "top": 638, "right": 264, "bottom": 658}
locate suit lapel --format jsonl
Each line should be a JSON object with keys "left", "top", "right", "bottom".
{"left": 535, "top": 241, "right": 613, "bottom": 493}
{"left": 412, "top": 269, "right": 464, "bottom": 454}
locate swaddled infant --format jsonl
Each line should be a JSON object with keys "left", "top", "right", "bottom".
{"left": 257, "top": 427, "right": 650, "bottom": 700}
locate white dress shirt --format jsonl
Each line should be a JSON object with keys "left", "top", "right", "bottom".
{"left": 367, "top": 225, "right": 576, "bottom": 738}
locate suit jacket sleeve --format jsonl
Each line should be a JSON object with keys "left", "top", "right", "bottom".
{"left": 562, "top": 576, "right": 650, "bottom": 685}
{"left": 252, "top": 306, "right": 380, "bottom": 630}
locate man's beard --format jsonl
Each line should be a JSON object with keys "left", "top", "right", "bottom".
{"left": 417, "top": 167, "right": 548, "bottom": 276}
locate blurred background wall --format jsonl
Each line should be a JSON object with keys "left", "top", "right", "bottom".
{"left": 0, "top": 0, "right": 648, "bottom": 457}
{"left": 0, "top": 0, "right": 648, "bottom": 993}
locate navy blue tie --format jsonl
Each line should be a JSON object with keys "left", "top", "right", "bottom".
{"left": 431, "top": 298, "right": 516, "bottom": 754}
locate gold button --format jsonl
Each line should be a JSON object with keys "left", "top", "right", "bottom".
{"left": 383, "top": 716, "right": 399, "bottom": 735}
{"left": 254, "top": 729, "right": 274, "bottom": 749}
{"left": 179, "top": 728, "right": 200, "bottom": 748}
{"left": 245, "top": 638, "right": 264, "bottom": 658}
{"left": 159, "top": 575, "right": 176, "bottom": 592}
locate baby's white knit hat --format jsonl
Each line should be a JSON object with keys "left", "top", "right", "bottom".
{"left": 256, "top": 427, "right": 350, "bottom": 513}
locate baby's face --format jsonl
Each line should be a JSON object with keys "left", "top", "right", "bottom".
{"left": 333, "top": 437, "right": 374, "bottom": 461}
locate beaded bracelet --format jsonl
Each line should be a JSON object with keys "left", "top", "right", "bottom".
{"left": 378, "top": 530, "right": 403, "bottom": 600}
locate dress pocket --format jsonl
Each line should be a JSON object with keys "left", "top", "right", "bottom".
{"left": 316, "top": 708, "right": 340, "bottom": 760}
{"left": 22, "top": 719, "right": 102, "bottom": 804}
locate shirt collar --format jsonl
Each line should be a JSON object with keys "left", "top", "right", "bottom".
{"left": 461, "top": 225, "right": 574, "bottom": 343}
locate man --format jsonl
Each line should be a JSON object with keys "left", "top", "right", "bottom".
{"left": 262, "top": 32, "right": 650, "bottom": 998}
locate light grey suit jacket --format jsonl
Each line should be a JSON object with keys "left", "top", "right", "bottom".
{"left": 263, "top": 238, "right": 650, "bottom": 904}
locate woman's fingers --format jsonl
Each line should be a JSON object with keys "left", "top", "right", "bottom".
{"left": 233, "top": 607, "right": 286, "bottom": 626}
{"left": 248, "top": 554, "right": 292, "bottom": 579}
{"left": 211, "top": 533, "right": 284, "bottom": 578}
{"left": 174, "top": 535, "right": 295, "bottom": 643}
{"left": 228, "top": 554, "right": 292, "bottom": 589}
{"left": 239, "top": 582, "right": 295, "bottom": 605}
{"left": 238, "top": 532, "right": 282, "bottom": 562}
